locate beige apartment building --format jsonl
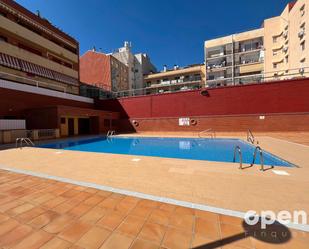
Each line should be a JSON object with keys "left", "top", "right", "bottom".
{"left": 143, "top": 64, "right": 205, "bottom": 95}
{"left": 205, "top": 0, "right": 308, "bottom": 87}
{"left": 0, "top": 0, "right": 80, "bottom": 94}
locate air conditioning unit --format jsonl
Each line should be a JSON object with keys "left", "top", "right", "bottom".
{"left": 299, "top": 68, "right": 305, "bottom": 74}
{"left": 283, "top": 46, "right": 288, "bottom": 52}
{"left": 298, "top": 30, "right": 305, "bottom": 38}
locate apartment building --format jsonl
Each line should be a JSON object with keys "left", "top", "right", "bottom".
{"left": 112, "top": 41, "right": 157, "bottom": 90}
{"left": 204, "top": 0, "right": 308, "bottom": 87}
{"left": 80, "top": 49, "right": 129, "bottom": 92}
{"left": 0, "top": 0, "right": 80, "bottom": 94}
{"left": 143, "top": 64, "right": 205, "bottom": 95}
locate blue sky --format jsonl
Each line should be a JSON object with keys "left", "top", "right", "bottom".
{"left": 16, "top": 0, "right": 291, "bottom": 70}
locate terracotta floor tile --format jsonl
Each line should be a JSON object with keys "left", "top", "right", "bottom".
{"left": 0, "top": 199, "right": 24, "bottom": 212}
{"left": 174, "top": 206, "right": 195, "bottom": 216}
{"left": 138, "top": 222, "right": 166, "bottom": 244}
{"left": 219, "top": 215, "right": 244, "bottom": 227}
{"left": 97, "top": 210, "right": 125, "bottom": 231}
{"left": 32, "top": 193, "right": 55, "bottom": 205}
{"left": 114, "top": 200, "right": 136, "bottom": 215}
{"left": 28, "top": 210, "right": 59, "bottom": 229}
{"left": 67, "top": 203, "right": 93, "bottom": 218}
{"left": 42, "top": 196, "right": 67, "bottom": 209}
{"left": 52, "top": 201, "right": 76, "bottom": 214}
{"left": 99, "top": 232, "right": 133, "bottom": 249}
{"left": 220, "top": 223, "right": 253, "bottom": 248}
{"left": 162, "top": 227, "right": 192, "bottom": 249}
{"left": 51, "top": 187, "right": 71, "bottom": 196}
{"left": 98, "top": 197, "right": 121, "bottom": 209}
{"left": 61, "top": 189, "right": 81, "bottom": 198}
{"left": 109, "top": 193, "right": 125, "bottom": 200}
{"left": 195, "top": 210, "right": 220, "bottom": 223}
{"left": 12, "top": 230, "right": 53, "bottom": 249}
{"left": 70, "top": 192, "right": 93, "bottom": 204}
{"left": 122, "top": 196, "right": 140, "bottom": 205}
{"left": 130, "top": 205, "right": 154, "bottom": 219}
{"left": 96, "top": 190, "right": 112, "bottom": 198}
{"left": 149, "top": 209, "right": 171, "bottom": 226}
{"left": 39, "top": 237, "right": 72, "bottom": 249}
{"left": 169, "top": 213, "right": 194, "bottom": 232}
{"left": 43, "top": 214, "right": 74, "bottom": 234}
{"left": 116, "top": 215, "right": 145, "bottom": 237}
{"left": 0, "top": 218, "right": 19, "bottom": 236}
{"left": 6, "top": 203, "right": 35, "bottom": 216}
{"left": 79, "top": 206, "right": 107, "bottom": 224}
{"left": 76, "top": 226, "right": 111, "bottom": 249}
{"left": 192, "top": 234, "right": 222, "bottom": 249}
{"left": 84, "top": 188, "right": 98, "bottom": 194}
{"left": 15, "top": 206, "right": 46, "bottom": 223}
{"left": 137, "top": 199, "right": 159, "bottom": 208}
{"left": 130, "top": 238, "right": 160, "bottom": 249}
{"left": 195, "top": 217, "right": 221, "bottom": 240}
{"left": 158, "top": 203, "right": 176, "bottom": 213}
{"left": 0, "top": 212, "right": 10, "bottom": 223}
{"left": 69, "top": 245, "right": 85, "bottom": 249}
{"left": 59, "top": 220, "right": 92, "bottom": 243}
{"left": 83, "top": 195, "right": 104, "bottom": 207}
{"left": 0, "top": 224, "right": 33, "bottom": 248}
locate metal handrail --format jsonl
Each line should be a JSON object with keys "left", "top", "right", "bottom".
{"left": 15, "top": 137, "right": 35, "bottom": 148}
{"left": 198, "top": 128, "right": 216, "bottom": 138}
{"left": 251, "top": 146, "right": 266, "bottom": 171}
{"left": 107, "top": 130, "right": 116, "bottom": 137}
{"left": 247, "top": 129, "right": 255, "bottom": 144}
{"left": 233, "top": 145, "right": 243, "bottom": 169}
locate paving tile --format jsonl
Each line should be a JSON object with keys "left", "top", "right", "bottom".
{"left": 98, "top": 197, "right": 121, "bottom": 209}
{"left": 12, "top": 230, "right": 53, "bottom": 249}
{"left": 96, "top": 190, "right": 112, "bottom": 198}
{"left": 148, "top": 209, "right": 171, "bottom": 226}
{"left": 32, "top": 193, "right": 56, "bottom": 205}
{"left": 116, "top": 215, "right": 145, "bottom": 237}
{"left": 195, "top": 217, "right": 221, "bottom": 240}
{"left": 42, "top": 196, "right": 67, "bottom": 209}
{"left": 76, "top": 226, "right": 111, "bottom": 249}
{"left": 28, "top": 210, "right": 59, "bottom": 229}
{"left": 0, "top": 199, "right": 24, "bottom": 212}
{"left": 138, "top": 222, "right": 166, "bottom": 244}
{"left": 59, "top": 220, "right": 92, "bottom": 243}
{"left": 67, "top": 203, "right": 93, "bottom": 218}
{"left": 169, "top": 213, "right": 194, "bottom": 232}
{"left": 174, "top": 206, "right": 195, "bottom": 216}
{"left": 220, "top": 223, "right": 253, "bottom": 248}
{"left": 70, "top": 192, "right": 93, "bottom": 204}
{"left": 0, "top": 218, "right": 19, "bottom": 236}
{"left": 130, "top": 238, "right": 160, "bottom": 249}
{"left": 219, "top": 215, "right": 244, "bottom": 227}
{"left": 52, "top": 200, "right": 76, "bottom": 214}
{"left": 130, "top": 205, "right": 154, "bottom": 219}
{"left": 158, "top": 203, "right": 176, "bottom": 213}
{"left": 195, "top": 210, "right": 220, "bottom": 223}
{"left": 162, "top": 227, "right": 192, "bottom": 249}
{"left": 0, "top": 224, "right": 33, "bottom": 248}
{"left": 15, "top": 206, "right": 46, "bottom": 223}
{"left": 61, "top": 189, "right": 81, "bottom": 198}
{"left": 6, "top": 203, "right": 35, "bottom": 216}
{"left": 79, "top": 206, "right": 107, "bottom": 224}
{"left": 43, "top": 214, "right": 74, "bottom": 234}
{"left": 83, "top": 195, "right": 104, "bottom": 207}
{"left": 0, "top": 212, "right": 10, "bottom": 223}
{"left": 192, "top": 234, "right": 222, "bottom": 248}
{"left": 84, "top": 187, "right": 98, "bottom": 194}
{"left": 99, "top": 232, "right": 133, "bottom": 249}
{"left": 137, "top": 199, "right": 159, "bottom": 208}
{"left": 40, "top": 237, "right": 72, "bottom": 249}
{"left": 97, "top": 210, "right": 125, "bottom": 231}
{"left": 114, "top": 199, "right": 137, "bottom": 215}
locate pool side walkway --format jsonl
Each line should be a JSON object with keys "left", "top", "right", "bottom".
{"left": 0, "top": 169, "right": 308, "bottom": 249}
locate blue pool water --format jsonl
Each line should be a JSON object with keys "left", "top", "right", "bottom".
{"left": 39, "top": 136, "right": 293, "bottom": 167}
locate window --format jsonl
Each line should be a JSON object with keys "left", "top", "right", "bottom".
{"left": 273, "top": 36, "right": 278, "bottom": 43}
{"left": 273, "top": 63, "right": 277, "bottom": 69}
{"left": 285, "top": 56, "right": 289, "bottom": 63}
{"left": 301, "top": 41, "right": 305, "bottom": 51}
{"left": 300, "top": 4, "right": 305, "bottom": 16}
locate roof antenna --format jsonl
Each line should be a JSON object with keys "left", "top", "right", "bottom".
{"left": 36, "top": 10, "right": 41, "bottom": 18}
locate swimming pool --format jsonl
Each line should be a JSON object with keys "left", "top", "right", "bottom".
{"left": 39, "top": 136, "right": 293, "bottom": 167}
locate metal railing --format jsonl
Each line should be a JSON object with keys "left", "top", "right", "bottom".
{"left": 198, "top": 128, "right": 216, "bottom": 138}
{"left": 247, "top": 129, "right": 255, "bottom": 144}
{"left": 107, "top": 130, "right": 116, "bottom": 137}
{"left": 233, "top": 145, "right": 243, "bottom": 169}
{"left": 15, "top": 137, "right": 35, "bottom": 148}
{"left": 251, "top": 146, "right": 271, "bottom": 171}
{"left": 37, "top": 129, "right": 57, "bottom": 139}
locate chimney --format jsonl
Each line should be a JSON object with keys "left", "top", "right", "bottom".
{"left": 163, "top": 65, "right": 167, "bottom": 72}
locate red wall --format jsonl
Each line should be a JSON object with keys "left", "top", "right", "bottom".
{"left": 98, "top": 79, "right": 309, "bottom": 118}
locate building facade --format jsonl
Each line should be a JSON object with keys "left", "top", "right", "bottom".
{"left": 143, "top": 64, "right": 205, "bottom": 95}
{"left": 0, "top": 0, "right": 80, "bottom": 94}
{"left": 204, "top": 0, "right": 308, "bottom": 87}
{"left": 80, "top": 50, "right": 129, "bottom": 92}
{"left": 112, "top": 41, "right": 157, "bottom": 91}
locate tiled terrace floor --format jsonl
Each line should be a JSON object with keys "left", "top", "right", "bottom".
{"left": 0, "top": 170, "right": 308, "bottom": 249}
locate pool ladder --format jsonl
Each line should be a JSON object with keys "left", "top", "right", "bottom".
{"left": 233, "top": 145, "right": 273, "bottom": 171}
{"left": 16, "top": 138, "right": 35, "bottom": 148}
{"left": 247, "top": 129, "right": 259, "bottom": 144}
{"left": 198, "top": 128, "right": 216, "bottom": 138}
{"left": 107, "top": 130, "right": 116, "bottom": 137}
